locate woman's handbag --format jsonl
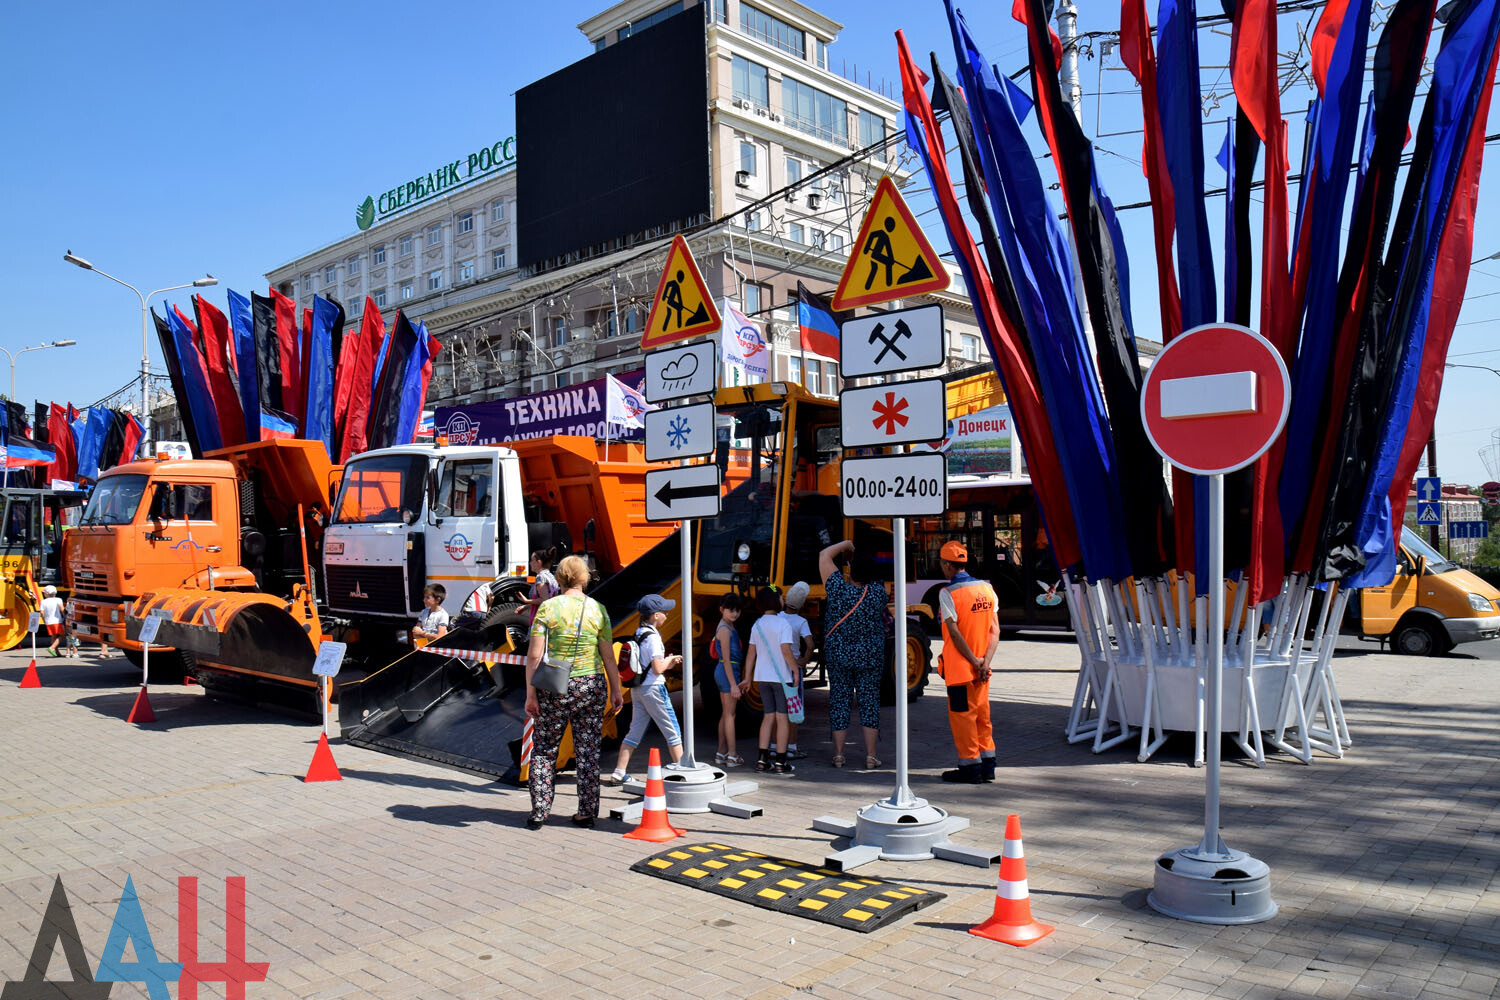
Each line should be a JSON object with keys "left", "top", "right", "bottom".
{"left": 533, "top": 599, "right": 589, "bottom": 695}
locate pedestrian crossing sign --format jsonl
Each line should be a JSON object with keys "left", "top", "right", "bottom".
{"left": 641, "top": 235, "right": 722, "bottom": 350}
{"left": 1416, "top": 502, "right": 1441, "bottom": 525}
{"left": 831, "top": 176, "right": 950, "bottom": 311}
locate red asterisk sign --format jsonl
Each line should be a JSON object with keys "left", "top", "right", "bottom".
{"left": 872, "top": 392, "right": 910, "bottom": 436}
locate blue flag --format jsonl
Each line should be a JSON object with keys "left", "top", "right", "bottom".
{"left": 1156, "top": 0, "right": 1217, "bottom": 328}
{"left": 227, "top": 289, "right": 260, "bottom": 442}
{"left": 165, "top": 306, "right": 223, "bottom": 453}
{"left": 75, "top": 406, "right": 114, "bottom": 481}
{"left": 395, "top": 319, "right": 431, "bottom": 446}
{"left": 305, "top": 297, "right": 339, "bottom": 460}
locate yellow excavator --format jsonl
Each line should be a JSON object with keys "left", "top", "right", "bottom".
{"left": 0, "top": 485, "right": 86, "bottom": 649}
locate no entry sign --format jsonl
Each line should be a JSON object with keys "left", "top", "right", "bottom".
{"left": 1140, "top": 324, "right": 1291, "bottom": 475}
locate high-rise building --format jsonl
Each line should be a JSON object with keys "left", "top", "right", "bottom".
{"left": 265, "top": 0, "right": 985, "bottom": 407}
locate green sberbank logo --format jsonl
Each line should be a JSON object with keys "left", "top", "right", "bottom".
{"left": 355, "top": 136, "right": 516, "bottom": 231}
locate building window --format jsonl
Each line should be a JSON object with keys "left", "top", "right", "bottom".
{"left": 426, "top": 223, "right": 443, "bottom": 245}
{"left": 732, "top": 55, "right": 769, "bottom": 107}
{"left": 458, "top": 259, "right": 474, "bottom": 282}
{"left": 399, "top": 280, "right": 413, "bottom": 300}
{"left": 302, "top": 274, "right": 313, "bottom": 295}
{"left": 552, "top": 316, "right": 567, "bottom": 347}
{"left": 746, "top": 209, "right": 763, "bottom": 232}
{"left": 743, "top": 281, "right": 771, "bottom": 313}
{"left": 555, "top": 372, "right": 571, "bottom": 389}
{"left": 740, "top": 3, "right": 805, "bottom": 58}
{"left": 826, "top": 181, "right": 844, "bottom": 205}
{"left": 347, "top": 256, "right": 361, "bottom": 276}
{"left": 372, "top": 244, "right": 386, "bottom": 265}
{"left": 788, "top": 356, "right": 802, "bottom": 385}
{"left": 786, "top": 157, "right": 802, "bottom": 185}
{"left": 458, "top": 211, "right": 473, "bottom": 234}
{"left": 961, "top": 334, "right": 981, "bottom": 362}
{"left": 858, "top": 110, "right": 888, "bottom": 149}
{"left": 492, "top": 201, "right": 507, "bottom": 223}
{"left": 812, "top": 229, "right": 825, "bottom": 248}
{"left": 491, "top": 247, "right": 508, "bottom": 271}
{"left": 709, "top": 0, "right": 728, "bottom": 24}
{"left": 594, "top": 37, "right": 606, "bottom": 52}
{"left": 815, "top": 38, "right": 828, "bottom": 69}
{"left": 805, "top": 359, "right": 822, "bottom": 395}
{"left": 374, "top": 287, "right": 388, "bottom": 308}
{"left": 830, "top": 232, "right": 845, "bottom": 252}
{"left": 826, "top": 360, "right": 840, "bottom": 392}
{"left": 783, "top": 78, "right": 848, "bottom": 144}
{"left": 399, "top": 234, "right": 414, "bottom": 257}
{"left": 740, "top": 140, "right": 756, "bottom": 175}
{"left": 788, "top": 222, "right": 805, "bottom": 244}
{"left": 428, "top": 269, "right": 443, "bottom": 292}
{"left": 346, "top": 297, "right": 361, "bottom": 315}
{"left": 324, "top": 264, "right": 336, "bottom": 284}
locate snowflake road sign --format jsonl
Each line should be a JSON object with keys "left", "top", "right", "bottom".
{"left": 645, "top": 401, "right": 715, "bottom": 462}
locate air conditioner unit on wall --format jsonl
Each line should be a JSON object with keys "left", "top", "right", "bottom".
{"left": 755, "top": 106, "right": 768, "bottom": 117}
{"left": 735, "top": 170, "right": 751, "bottom": 188}
{"left": 806, "top": 193, "right": 821, "bottom": 210}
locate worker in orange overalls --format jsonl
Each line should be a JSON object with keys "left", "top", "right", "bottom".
{"left": 937, "top": 541, "right": 1000, "bottom": 783}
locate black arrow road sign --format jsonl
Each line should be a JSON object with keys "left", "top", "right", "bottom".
{"left": 654, "top": 479, "right": 718, "bottom": 506}
{"left": 645, "top": 464, "right": 722, "bottom": 522}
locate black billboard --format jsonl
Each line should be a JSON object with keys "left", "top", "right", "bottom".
{"left": 517, "top": 7, "right": 711, "bottom": 271}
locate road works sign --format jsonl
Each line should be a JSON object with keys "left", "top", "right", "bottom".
{"left": 1140, "top": 324, "right": 1291, "bottom": 476}
{"left": 838, "top": 303, "right": 944, "bottom": 378}
{"left": 645, "top": 464, "right": 722, "bottom": 522}
{"left": 641, "top": 235, "right": 722, "bottom": 350}
{"left": 831, "top": 176, "right": 949, "bottom": 311}
{"left": 840, "top": 378, "right": 947, "bottom": 448}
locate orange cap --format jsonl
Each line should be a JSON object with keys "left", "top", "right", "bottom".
{"left": 940, "top": 541, "right": 968, "bottom": 563}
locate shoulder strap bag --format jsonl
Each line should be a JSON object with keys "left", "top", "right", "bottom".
{"left": 533, "top": 597, "right": 589, "bottom": 695}
{"left": 824, "top": 583, "right": 874, "bottom": 640}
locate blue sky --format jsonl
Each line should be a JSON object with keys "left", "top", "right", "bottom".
{"left": 4, "top": 0, "right": 1498, "bottom": 483}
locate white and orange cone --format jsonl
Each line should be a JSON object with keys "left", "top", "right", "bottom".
{"left": 623, "top": 748, "right": 683, "bottom": 842}
{"left": 970, "top": 814, "right": 1054, "bottom": 947}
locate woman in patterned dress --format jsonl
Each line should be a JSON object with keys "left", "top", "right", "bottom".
{"left": 523, "top": 555, "right": 624, "bottom": 829}
{"left": 818, "top": 540, "right": 888, "bottom": 769}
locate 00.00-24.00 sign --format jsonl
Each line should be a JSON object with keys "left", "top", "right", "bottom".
{"left": 839, "top": 453, "right": 948, "bottom": 517}
{"left": 843, "top": 474, "right": 941, "bottom": 500}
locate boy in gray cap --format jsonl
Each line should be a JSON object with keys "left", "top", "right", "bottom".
{"left": 603, "top": 594, "right": 683, "bottom": 785}
{"left": 780, "top": 581, "right": 814, "bottom": 759}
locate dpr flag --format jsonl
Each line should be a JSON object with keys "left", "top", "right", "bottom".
{"left": 796, "top": 283, "right": 842, "bottom": 359}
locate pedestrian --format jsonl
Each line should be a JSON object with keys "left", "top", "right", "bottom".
{"left": 710, "top": 593, "right": 745, "bottom": 767}
{"left": 780, "top": 581, "right": 814, "bottom": 760}
{"left": 523, "top": 555, "right": 623, "bottom": 829}
{"left": 603, "top": 595, "right": 684, "bottom": 785}
{"left": 520, "top": 547, "right": 559, "bottom": 623}
{"left": 818, "top": 540, "right": 886, "bottom": 769}
{"left": 411, "top": 584, "right": 450, "bottom": 644}
{"left": 39, "top": 586, "right": 65, "bottom": 657}
{"left": 741, "top": 588, "right": 798, "bottom": 775}
{"left": 936, "top": 541, "right": 999, "bottom": 783}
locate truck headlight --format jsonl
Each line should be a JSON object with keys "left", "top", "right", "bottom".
{"left": 1468, "top": 592, "right": 1493, "bottom": 612}
{"left": 325, "top": 540, "right": 345, "bottom": 555}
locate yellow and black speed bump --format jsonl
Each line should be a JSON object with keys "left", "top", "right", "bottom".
{"left": 630, "top": 843, "right": 944, "bottom": 932}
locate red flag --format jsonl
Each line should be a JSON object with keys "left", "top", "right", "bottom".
{"left": 299, "top": 306, "right": 314, "bottom": 436}
{"left": 339, "top": 304, "right": 385, "bottom": 461}
{"left": 1389, "top": 39, "right": 1500, "bottom": 526}
{"left": 418, "top": 334, "right": 442, "bottom": 416}
{"left": 1010, "top": 0, "right": 1063, "bottom": 65}
{"left": 268, "top": 287, "right": 303, "bottom": 427}
{"left": 194, "top": 296, "right": 246, "bottom": 446}
{"left": 46, "top": 403, "right": 74, "bottom": 482}
{"left": 1310, "top": 0, "right": 1355, "bottom": 94}
{"left": 120, "top": 414, "right": 143, "bottom": 465}
{"left": 897, "top": 29, "right": 1081, "bottom": 570}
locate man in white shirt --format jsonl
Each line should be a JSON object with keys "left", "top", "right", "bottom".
{"left": 742, "top": 589, "right": 800, "bottom": 775}
{"left": 779, "top": 581, "right": 814, "bottom": 759}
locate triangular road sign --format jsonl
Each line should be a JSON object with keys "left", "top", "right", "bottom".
{"left": 832, "top": 176, "right": 950, "bottom": 311}
{"left": 641, "top": 235, "right": 722, "bottom": 350}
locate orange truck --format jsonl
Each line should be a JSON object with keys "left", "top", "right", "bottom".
{"left": 64, "top": 436, "right": 666, "bottom": 711}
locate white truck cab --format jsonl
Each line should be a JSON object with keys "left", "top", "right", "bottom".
{"left": 323, "top": 445, "right": 529, "bottom": 621}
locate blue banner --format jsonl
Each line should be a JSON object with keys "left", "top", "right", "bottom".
{"left": 226, "top": 289, "right": 260, "bottom": 442}
{"left": 305, "top": 296, "right": 338, "bottom": 459}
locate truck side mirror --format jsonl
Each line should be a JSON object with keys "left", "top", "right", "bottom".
{"left": 1414, "top": 555, "right": 1427, "bottom": 578}
{"left": 148, "top": 483, "right": 175, "bottom": 521}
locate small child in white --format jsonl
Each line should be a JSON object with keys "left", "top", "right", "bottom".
{"left": 39, "top": 586, "right": 65, "bottom": 657}
{"left": 412, "top": 584, "right": 450, "bottom": 644}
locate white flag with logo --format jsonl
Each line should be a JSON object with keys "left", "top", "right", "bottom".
{"left": 720, "top": 299, "right": 770, "bottom": 383}
{"left": 605, "top": 375, "right": 655, "bottom": 429}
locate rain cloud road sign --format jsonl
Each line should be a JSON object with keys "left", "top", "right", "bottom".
{"left": 645, "top": 340, "right": 718, "bottom": 404}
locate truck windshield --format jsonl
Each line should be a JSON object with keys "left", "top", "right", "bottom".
{"left": 333, "top": 454, "right": 427, "bottom": 524}
{"left": 1400, "top": 529, "right": 1457, "bottom": 574}
{"left": 699, "top": 403, "right": 785, "bottom": 583}
{"left": 81, "top": 475, "right": 148, "bottom": 526}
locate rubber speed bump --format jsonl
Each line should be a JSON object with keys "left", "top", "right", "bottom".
{"left": 630, "top": 843, "right": 944, "bottom": 932}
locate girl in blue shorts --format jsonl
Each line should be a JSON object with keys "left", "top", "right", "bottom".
{"left": 712, "top": 593, "right": 745, "bottom": 766}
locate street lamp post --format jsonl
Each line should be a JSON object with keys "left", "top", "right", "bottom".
{"left": 0, "top": 340, "right": 77, "bottom": 406}
{"left": 62, "top": 251, "right": 216, "bottom": 457}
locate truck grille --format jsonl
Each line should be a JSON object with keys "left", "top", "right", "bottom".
{"left": 70, "top": 570, "right": 111, "bottom": 595}
{"left": 326, "top": 565, "right": 408, "bottom": 616}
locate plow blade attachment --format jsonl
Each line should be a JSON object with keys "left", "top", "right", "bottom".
{"left": 338, "top": 637, "right": 530, "bottom": 783}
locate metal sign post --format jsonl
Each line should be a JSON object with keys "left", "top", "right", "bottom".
{"left": 138, "top": 613, "right": 162, "bottom": 686}
{"left": 1140, "top": 324, "right": 1290, "bottom": 925}
{"left": 27, "top": 611, "right": 39, "bottom": 667}
{"left": 614, "top": 341, "right": 761, "bottom": 823}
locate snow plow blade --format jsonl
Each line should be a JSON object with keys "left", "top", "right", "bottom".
{"left": 338, "top": 616, "right": 531, "bottom": 783}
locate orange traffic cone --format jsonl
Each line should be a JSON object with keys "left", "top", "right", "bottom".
{"left": 970, "top": 814, "right": 1054, "bottom": 947}
{"left": 304, "top": 733, "right": 342, "bottom": 782}
{"left": 18, "top": 658, "right": 40, "bottom": 688}
{"left": 125, "top": 685, "right": 155, "bottom": 723}
{"left": 622, "top": 748, "right": 683, "bottom": 842}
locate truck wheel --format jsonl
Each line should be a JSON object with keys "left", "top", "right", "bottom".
{"left": 879, "top": 620, "right": 932, "bottom": 705}
{"left": 1394, "top": 620, "right": 1449, "bottom": 656}
{"left": 122, "top": 648, "right": 194, "bottom": 683}
{"left": 480, "top": 609, "right": 531, "bottom": 653}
